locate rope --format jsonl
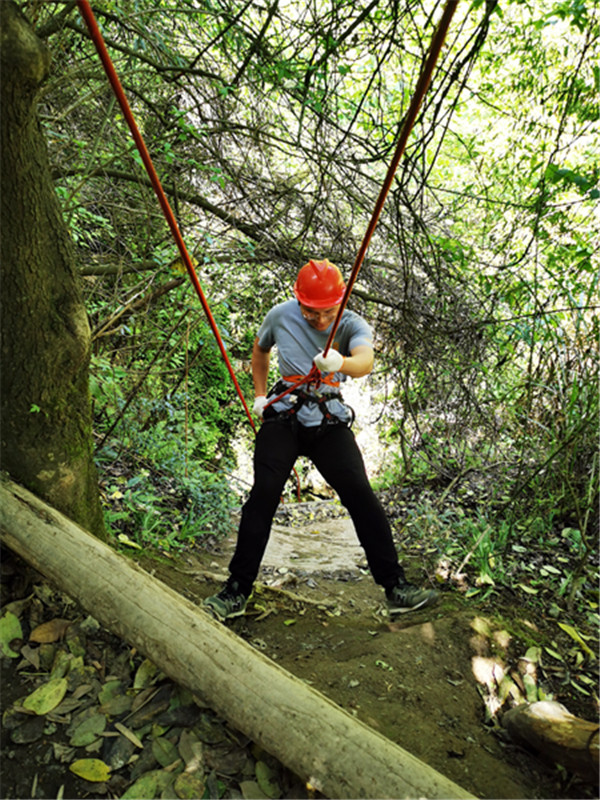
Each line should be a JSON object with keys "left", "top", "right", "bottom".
{"left": 266, "top": 0, "right": 459, "bottom": 409}
{"left": 323, "top": 0, "right": 459, "bottom": 356}
{"left": 76, "top": 0, "right": 257, "bottom": 433}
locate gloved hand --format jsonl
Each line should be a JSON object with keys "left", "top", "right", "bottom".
{"left": 314, "top": 349, "right": 345, "bottom": 373}
{"left": 252, "top": 395, "right": 268, "bottom": 418}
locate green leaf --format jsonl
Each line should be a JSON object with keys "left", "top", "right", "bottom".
{"left": 152, "top": 736, "right": 180, "bottom": 767}
{"left": 98, "top": 679, "right": 123, "bottom": 705}
{"left": 255, "top": 761, "right": 280, "bottom": 799}
{"left": 523, "top": 646, "right": 541, "bottom": 663}
{"left": 517, "top": 583, "right": 539, "bottom": 595}
{"left": 134, "top": 658, "right": 159, "bottom": 690}
{"left": 69, "top": 758, "right": 112, "bottom": 782}
{"left": 118, "top": 533, "right": 142, "bottom": 549}
{"left": 543, "top": 646, "right": 562, "bottom": 661}
{"left": 121, "top": 771, "right": 161, "bottom": 799}
{"left": 174, "top": 772, "right": 206, "bottom": 799}
{"left": 69, "top": 713, "right": 106, "bottom": 746}
{"left": 0, "top": 611, "right": 23, "bottom": 658}
{"left": 557, "top": 622, "right": 597, "bottom": 659}
{"left": 240, "top": 781, "right": 269, "bottom": 800}
{"left": 22, "top": 678, "right": 68, "bottom": 715}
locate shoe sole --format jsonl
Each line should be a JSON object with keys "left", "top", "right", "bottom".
{"left": 203, "top": 601, "right": 247, "bottom": 622}
{"left": 387, "top": 596, "right": 438, "bottom": 615}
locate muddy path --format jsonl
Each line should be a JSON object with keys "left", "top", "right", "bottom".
{"left": 1, "top": 500, "right": 597, "bottom": 799}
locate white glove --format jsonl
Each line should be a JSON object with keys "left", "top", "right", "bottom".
{"left": 314, "top": 349, "right": 345, "bottom": 373}
{"left": 252, "top": 395, "right": 268, "bottom": 418}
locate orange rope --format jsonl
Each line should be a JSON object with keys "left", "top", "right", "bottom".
{"left": 323, "top": 0, "right": 459, "bottom": 357}
{"left": 265, "top": 0, "right": 459, "bottom": 411}
{"left": 76, "top": 0, "right": 257, "bottom": 433}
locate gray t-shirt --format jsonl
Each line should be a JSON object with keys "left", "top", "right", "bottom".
{"left": 257, "top": 299, "right": 373, "bottom": 426}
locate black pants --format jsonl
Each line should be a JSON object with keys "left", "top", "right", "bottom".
{"left": 228, "top": 417, "right": 405, "bottom": 595}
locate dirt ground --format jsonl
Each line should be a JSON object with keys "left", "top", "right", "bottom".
{"left": 1, "top": 501, "right": 598, "bottom": 800}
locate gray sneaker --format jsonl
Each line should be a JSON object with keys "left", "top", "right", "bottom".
{"left": 203, "top": 581, "right": 249, "bottom": 621}
{"left": 386, "top": 583, "right": 439, "bottom": 615}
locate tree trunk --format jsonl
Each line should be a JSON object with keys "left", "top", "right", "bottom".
{"left": 0, "top": 477, "right": 475, "bottom": 800}
{"left": 0, "top": 2, "right": 105, "bottom": 538}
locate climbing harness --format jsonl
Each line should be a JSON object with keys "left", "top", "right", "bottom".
{"left": 76, "top": 0, "right": 458, "bottom": 430}
{"left": 264, "top": 380, "right": 355, "bottom": 433}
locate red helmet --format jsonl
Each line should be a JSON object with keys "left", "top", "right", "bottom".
{"left": 294, "top": 259, "right": 346, "bottom": 308}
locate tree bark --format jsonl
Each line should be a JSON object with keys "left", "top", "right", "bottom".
{"left": 0, "top": 2, "right": 104, "bottom": 538}
{"left": 0, "top": 477, "right": 475, "bottom": 800}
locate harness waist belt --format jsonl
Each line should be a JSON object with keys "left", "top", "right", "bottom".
{"left": 282, "top": 373, "right": 340, "bottom": 388}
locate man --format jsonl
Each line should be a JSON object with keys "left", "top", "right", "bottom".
{"left": 204, "top": 259, "right": 438, "bottom": 620}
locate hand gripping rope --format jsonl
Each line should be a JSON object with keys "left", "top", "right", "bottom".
{"left": 77, "top": 0, "right": 458, "bottom": 425}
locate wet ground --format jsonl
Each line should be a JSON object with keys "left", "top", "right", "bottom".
{"left": 1, "top": 501, "right": 598, "bottom": 799}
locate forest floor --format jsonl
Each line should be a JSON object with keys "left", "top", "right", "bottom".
{"left": 1, "top": 500, "right": 598, "bottom": 800}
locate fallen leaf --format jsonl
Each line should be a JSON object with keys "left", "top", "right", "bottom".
{"left": 69, "top": 714, "right": 106, "bottom": 747}
{"left": 104, "top": 734, "right": 136, "bottom": 770}
{"left": 134, "top": 658, "right": 159, "bottom": 690}
{"left": 98, "top": 679, "right": 122, "bottom": 705}
{"left": 174, "top": 772, "right": 206, "bottom": 799}
{"left": 152, "top": 736, "right": 180, "bottom": 767}
{"left": 99, "top": 694, "right": 132, "bottom": 716}
{"left": 69, "top": 758, "right": 111, "bottom": 782}
{"left": 10, "top": 715, "right": 45, "bottom": 744}
{"left": 22, "top": 678, "right": 68, "bottom": 715}
{"left": 256, "top": 760, "right": 280, "bottom": 799}
{"left": 115, "top": 721, "right": 144, "bottom": 749}
{"left": 120, "top": 771, "right": 160, "bottom": 799}
{"left": 178, "top": 729, "right": 204, "bottom": 772}
{"left": 240, "top": 780, "right": 270, "bottom": 799}
{"left": 30, "top": 618, "right": 72, "bottom": 643}
{"left": 18, "top": 644, "right": 40, "bottom": 670}
{"left": 0, "top": 611, "right": 23, "bottom": 658}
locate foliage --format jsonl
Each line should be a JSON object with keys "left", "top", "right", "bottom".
{"left": 89, "top": 295, "right": 251, "bottom": 550}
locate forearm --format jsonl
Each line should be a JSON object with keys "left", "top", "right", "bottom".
{"left": 340, "top": 345, "right": 374, "bottom": 378}
{"left": 251, "top": 337, "right": 271, "bottom": 395}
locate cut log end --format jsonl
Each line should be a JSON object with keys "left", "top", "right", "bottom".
{"left": 502, "top": 701, "right": 599, "bottom": 785}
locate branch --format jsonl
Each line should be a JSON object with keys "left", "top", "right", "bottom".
{"left": 63, "top": 19, "right": 221, "bottom": 82}
{"left": 92, "top": 277, "right": 185, "bottom": 340}
{"left": 54, "top": 165, "right": 265, "bottom": 241}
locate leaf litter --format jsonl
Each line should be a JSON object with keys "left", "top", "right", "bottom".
{"left": 0, "top": 553, "right": 307, "bottom": 799}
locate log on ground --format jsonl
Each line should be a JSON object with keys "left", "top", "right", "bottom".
{"left": 502, "top": 701, "right": 599, "bottom": 784}
{"left": 0, "top": 477, "right": 475, "bottom": 800}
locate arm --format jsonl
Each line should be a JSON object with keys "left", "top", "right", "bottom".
{"left": 340, "top": 344, "right": 374, "bottom": 378}
{"left": 251, "top": 337, "right": 271, "bottom": 396}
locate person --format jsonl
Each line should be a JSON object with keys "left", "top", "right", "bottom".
{"left": 204, "top": 259, "right": 438, "bottom": 621}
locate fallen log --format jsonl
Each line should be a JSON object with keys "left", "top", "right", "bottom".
{"left": 0, "top": 478, "right": 475, "bottom": 800}
{"left": 502, "top": 701, "right": 599, "bottom": 784}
